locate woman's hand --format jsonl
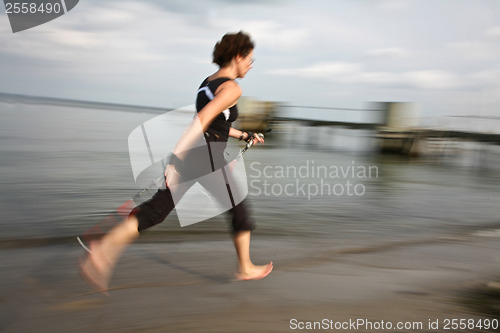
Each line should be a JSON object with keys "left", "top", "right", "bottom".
{"left": 247, "top": 132, "right": 264, "bottom": 145}
{"left": 241, "top": 131, "right": 264, "bottom": 145}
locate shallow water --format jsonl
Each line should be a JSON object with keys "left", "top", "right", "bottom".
{"left": 1, "top": 94, "right": 499, "bottom": 246}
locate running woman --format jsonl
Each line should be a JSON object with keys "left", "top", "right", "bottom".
{"left": 79, "top": 31, "right": 273, "bottom": 293}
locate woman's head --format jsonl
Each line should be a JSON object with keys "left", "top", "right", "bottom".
{"left": 213, "top": 31, "right": 254, "bottom": 69}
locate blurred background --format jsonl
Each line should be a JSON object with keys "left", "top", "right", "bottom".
{"left": 1, "top": 1, "right": 499, "bottom": 332}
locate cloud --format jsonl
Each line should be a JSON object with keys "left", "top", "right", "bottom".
{"left": 365, "top": 47, "right": 409, "bottom": 58}
{"left": 377, "top": 0, "right": 412, "bottom": 12}
{"left": 269, "top": 61, "right": 361, "bottom": 79}
{"left": 485, "top": 26, "right": 500, "bottom": 38}
{"left": 207, "top": 17, "right": 310, "bottom": 52}
{"left": 446, "top": 40, "right": 500, "bottom": 61}
{"left": 402, "top": 70, "right": 460, "bottom": 90}
{"left": 1, "top": 0, "right": 500, "bottom": 115}
{"left": 0, "top": 1, "right": 213, "bottom": 78}
{"left": 269, "top": 61, "right": 464, "bottom": 90}
{"left": 469, "top": 65, "right": 500, "bottom": 86}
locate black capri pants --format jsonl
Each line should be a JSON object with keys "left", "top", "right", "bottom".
{"left": 130, "top": 137, "right": 255, "bottom": 233}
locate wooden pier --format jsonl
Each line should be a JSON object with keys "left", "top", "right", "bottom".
{"left": 237, "top": 99, "right": 500, "bottom": 157}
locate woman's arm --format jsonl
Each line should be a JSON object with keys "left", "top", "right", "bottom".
{"left": 197, "top": 81, "right": 241, "bottom": 133}
{"left": 173, "top": 81, "right": 241, "bottom": 159}
{"left": 229, "top": 128, "right": 247, "bottom": 140}
{"left": 165, "top": 81, "right": 242, "bottom": 183}
{"left": 229, "top": 128, "right": 265, "bottom": 144}
{"left": 171, "top": 81, "right": 241, "bottom": 159}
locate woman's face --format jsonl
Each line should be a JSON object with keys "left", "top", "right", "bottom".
{"left": 236, "top": 50, "right": 254, "bottom": 78}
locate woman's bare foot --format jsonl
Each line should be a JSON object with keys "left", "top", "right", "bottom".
{"left": 235, "top": 261, "right": 273, "bottom": 281}
{"left": 78, "top": 240, "right": 112, "bottom": 295}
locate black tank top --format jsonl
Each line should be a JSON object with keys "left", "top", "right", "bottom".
{"left": 196, "top": 77, "right": 238, "bottom": 142}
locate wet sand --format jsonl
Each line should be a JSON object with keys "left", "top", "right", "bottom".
{"left": 0, "top": 230, "right": 499, "bottom": 333}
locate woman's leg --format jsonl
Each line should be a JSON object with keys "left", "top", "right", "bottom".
{"left": 79, "top": 216, "right": 140, "bottom": 293}
{"left": 200, "top": 140, "right": 274, "bottom": 281}
{"left": 79, "top": 186, "right": 177, "bottom": 293}
{"left": 233, "top": 230, "right": 273, "bottom": 280}
{"left": 229, "top": 201, "right": 273, "bottom": 280}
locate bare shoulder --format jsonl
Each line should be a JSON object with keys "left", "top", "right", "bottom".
{"left": 217, "top": 80, "right": 241, "bottom": 98}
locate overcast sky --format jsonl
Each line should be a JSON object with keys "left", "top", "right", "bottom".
{"left": 1, "top": 0, "right": 499, "bottom": 123}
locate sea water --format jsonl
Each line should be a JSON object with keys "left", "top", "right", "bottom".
{"left": 1, "top": 94, "right": 499, "bottom": 246}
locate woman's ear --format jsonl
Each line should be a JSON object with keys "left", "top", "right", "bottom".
{"left": 234, "top": 54, "right": 244, "bottom": 64}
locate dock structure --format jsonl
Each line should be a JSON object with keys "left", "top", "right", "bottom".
{"left": 235, "top": 97, "right": 278, "bottom": 132}
{"left": 376, "top": 127, "right": 500, "bottom": 156}
{"left": 253, "top": 100, "right": 500, "bottom": 156}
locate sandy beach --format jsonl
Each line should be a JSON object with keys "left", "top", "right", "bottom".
{"left": 1, "top": 228, "right": 498, "bottom": 333}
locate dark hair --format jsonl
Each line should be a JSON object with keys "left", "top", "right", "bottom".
{"left": 212, "top": 31, "right": 254, "bottom": 68}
